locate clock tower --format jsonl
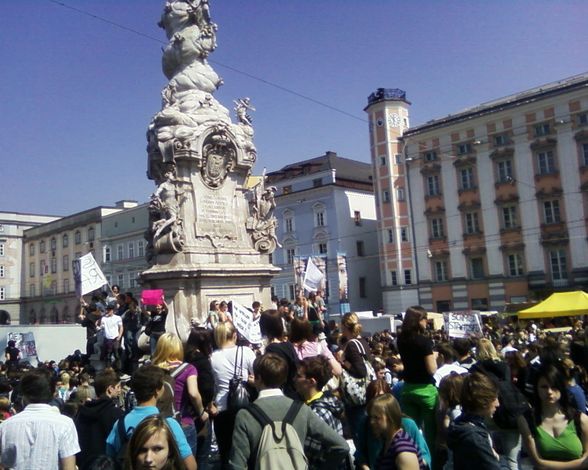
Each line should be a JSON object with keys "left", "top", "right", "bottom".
{"left": 365, "top": 89, "right": 419, "bottom": 313}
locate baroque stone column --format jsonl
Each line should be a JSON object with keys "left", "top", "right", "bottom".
{"left": 141, "top": 0, "right": 280, "bottom": 340}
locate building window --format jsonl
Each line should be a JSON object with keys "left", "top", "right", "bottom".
{"left": 465, "top": 212, "right": 480, "bottom": 234}
{"left": 497, "top": 159, "right": 513, "bottom": 183}
{"left": 379, "top": 155, "right": 387, "bottom": 166}
{"left": 437, "top": 300, "right": 451, "bottom": 312}
{"left": 472, "top": 298, "right": 489, "bottom": 311}
{"left": 313, "top": 178, "right": 323, "bottom": 188}
{"left": 387, "top": 229, "right": 394, "bottom": 243}
{"left": 313, "top": 204, "right": 326, "bottom": 227}
{"left": 63, "top": 279, "right": 69, "bottom": 293}
{"left": 354, "top": 211, "right": 362, "bottom": 226}
{"left": 138, "top": 240, "right": 145, "bottom": 257}
{"left": 104, "top": 246, "right": 111, "bottom": 262}
{"left": 75, "top": 231, "right": 81, "bottom": 245}
{"left": 537, "top": 150, "right": 556, "bottom": 174}
{"left": 578, "top": 112, "right": 588, "bottom": 126}
{"left": 40, "top": 240, "right": 46, "bottom": 253}
{"left": 51, "top": 258, "right": 57, "bottom": 274}
{"left": 507, "top": 253, "right": 524, "bottom": 276}
{"left": 50, "top": 237, "right": 57, "bottom": 251}
{"left": 382, "top": 190, "right": 391, "bottom": 203}
{"left": 395, "top": 154, "right": 402, "bottom": 164}
{"left": 534, "top": 122, "right": 551, "bottom": 137}
{"left": 29, "top": 262, "right": 35, "bottom": 277}
{"left": 401, "top": 227, "right": 409, "bottom": 242}
{"left": 470, "top": 257, "right": 485, "bottom": 279}
{"left": 0, "top": 287, "right": 5, "bottom": 300}
{"left": 88, "top": 227, "right": 95, "bottom": 242}
{"left": 29, "top": 243, "right": 35, "bottom": 256}
{"left": 426, "top": 175, "right": 441, "bottom": 196}
{"left": 282, "top": 185, "right": 292, "bottom": 195}
{"left": 391, "top": 270, "right": 398, "bottom": 286}
{"left": 128, "top": 242, "right": 135, "bottom": 259}
{"left": 130, "top": 272, "right": 138, "bottom": 288}
{"left": 502, "top": 205, "right": 518, "bottom": 229}
{"left": 285, "top": 217, "right": 294, "bottom": 232}
{"left": 434, "top": 260, "right": 448, "bottom": 281}
{"left": 75, "top": 252, "right": 81, "bottom": 260}
{"left": 397, "top": 188, "right": 405, "bottom": 201}
{"left": 319, "top": 243, "right": 328, "bottom": 254}
{"left": 404, "top": 269, "right": 412, "bottom": 285}
{"left": 0, "top": 266, "right": 4, "bottom": 278}
{"left": 117, "top": 245, "right": 124, "bottom": 260}
{"left": 494, "top": 134, "right": 509, "bottom": 146}
{"left": 460, "top": 167, "right": 475, "bottom": 190}
{"left": 40, "top": 259, "right": 46, "bottom": 274}
{"left": 543, "top": 200, "right": 561, "bottom": 224}
{"left": 62, "top": 234, "right": 69, "bottom": 248}
{"left": 457, "top": 142, "right": 472, "bottom": 155}
{"left": 356, "top": 241, "right": 365, "bottom": 257}
{"left": 431, "top": 218, "right": 445, "bottom": 239}
{"left": 550, "top": 249, "right": 568, "bottom": 280}
{"left": 117, "top": 274, "right": 124, "bottom": 288}
{"left": 286, "top": 248, "right": 295, "bottom": 265}
{"left": 359, "top": 277, "right": 367, "bottom": 298}
{"left": 62, "top": 255, "right": 69, "bottom": 272}
{"left": 581, "top": 143, "right": 588, "bottom": 167}
{"left": 30, "top": 284, "right": 35, "bottom": 297}
{"left": 424, "top": 151, "right": 437, "bottom": 162}
{"left": 0, "top": 225, "right": 3, "bottom": 232}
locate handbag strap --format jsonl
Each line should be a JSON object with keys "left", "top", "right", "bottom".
{"left": 349, "top": 338, "right": 366, "bottom": 357}
{"left": 233, "top": 346, "right": 243, "bottom": 379}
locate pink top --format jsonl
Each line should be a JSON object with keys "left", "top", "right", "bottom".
{"left": 294, "top": 339, "right": 335, "bottom": 362}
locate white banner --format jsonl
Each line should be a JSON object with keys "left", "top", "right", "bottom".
{"left": 231, "top": 301, "right": 262, "bottom": 344}
{"left": 73, "top": 253, "right": 108, "bottom": 296}
{"left": 7, "top": 332, "right": 38, "bottom": 360}
{"left": 447, "top": 311, "right": 482, "bottom": 338}
{"left": 303, "top": 257, "right": 324, "bottom": 293}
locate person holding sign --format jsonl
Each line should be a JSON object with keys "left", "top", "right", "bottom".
{"left": 397, "top": 306, "right": 438, "bottom": 461}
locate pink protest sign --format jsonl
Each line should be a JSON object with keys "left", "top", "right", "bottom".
{"left": 141, "top": 289, "right": 164, "bottom": 306}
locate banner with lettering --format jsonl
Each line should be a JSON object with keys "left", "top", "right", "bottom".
{"left": 73, "top": 253, "right": 108, "bottom": 296}
{"left": 231, "top": 301, "right": 262, "bottom": 344}
{"left": 446, "top": 311, "right": 482, "bottom": 338}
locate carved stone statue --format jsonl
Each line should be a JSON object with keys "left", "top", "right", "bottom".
{"left": 246, "top": 174, "right": 281, "bottom": 253}
{"left": 142, "top": 1, "right": 279, "bottom": 341}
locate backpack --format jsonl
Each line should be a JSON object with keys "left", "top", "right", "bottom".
{"left": 247, "top": 400, "right": 308, "bottom": 470}
{"left": 156, "top": 363, "right": 190, "bottom": 421}
{"left": 472, "top": 361, "right": 528, "bottom": 429}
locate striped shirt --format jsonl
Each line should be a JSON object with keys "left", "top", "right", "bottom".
{"left": 378, "top": 429, "right": 427, "bottom": 470}
{"left": 0, "top": 404, "right": 80, "bottom": 470}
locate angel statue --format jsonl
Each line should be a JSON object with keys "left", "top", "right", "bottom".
{"left": 234, "top": 97, "right": 255, "bottom": 126}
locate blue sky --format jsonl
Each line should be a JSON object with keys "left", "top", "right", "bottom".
{"left": 2, "top": 1, "right": 586, "bottom": 215}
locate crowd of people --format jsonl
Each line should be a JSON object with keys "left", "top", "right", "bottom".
{"left": 2, "top": 290, "right": 588, "bottom": 470}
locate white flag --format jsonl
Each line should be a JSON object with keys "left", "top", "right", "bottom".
{"left": 231, "top": 301, "right": 262, "bottom": 344}
{"left": 303, "top": 257, "right": 324, "bottom": 293}
{"left": 73, "top": 253, "right": 108, "bottom": 296}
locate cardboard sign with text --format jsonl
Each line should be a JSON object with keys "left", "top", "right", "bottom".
{"left": 446, "top": 311, "right": 482, "bottom": 338}
{"left": 231, "top": 301, "right": 262, "bottom": 344}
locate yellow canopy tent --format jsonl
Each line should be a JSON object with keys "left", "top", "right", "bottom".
{"left": 518, "top": 291, "right": 588, "bottom": 319}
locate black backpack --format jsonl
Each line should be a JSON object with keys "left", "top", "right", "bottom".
{"left": 472, "top": 360, "right": 528, "bottom": 429}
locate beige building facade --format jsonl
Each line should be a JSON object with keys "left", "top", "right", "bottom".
{"left": 367, "top": 73, "right": 588, "bottom": 312}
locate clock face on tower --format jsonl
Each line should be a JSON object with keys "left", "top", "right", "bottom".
{"left": 388, "top": 113, "right": 401, "bottom": 128}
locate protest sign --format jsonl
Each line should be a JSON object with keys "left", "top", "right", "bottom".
{"left": 303, "top": 257, "right": 325, "bottom": 293}
{"left": 141, "top": 289, "right": 164, "bottom": 306}
{"left": 232, "top": 301, "right": 262, "bottom": 344}
{"left": 73, "top": 253, "right": 108, "bottom": 296}
{"left": 7, "top": 332, "right": 38, "bottom": 361}
{"left": 446, "top": 311, "right": 482, "bottom": 338}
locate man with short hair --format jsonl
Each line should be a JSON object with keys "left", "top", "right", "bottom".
{"left": 0, "top": 370, "right": 80, "bottom": 470}
{"left": 99, "top": 303, "right": 123, "bottom": 367}
{"left": 75, "top": 369, "right": 124, "bottom": 469}
{"left": 106, "top": 365, "right": 196, "bottom": 470}
{"left": 229, "top": 353, "right": 349, "bottom": 469}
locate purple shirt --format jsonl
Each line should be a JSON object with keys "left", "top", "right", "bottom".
{"left": 172, "top": 363, "right": 198, "bottom": 426}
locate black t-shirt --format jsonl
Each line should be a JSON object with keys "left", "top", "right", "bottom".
{"left": 397, "top": 334, "right": 434, "bottom": 384}
{"left": 5, "top": 347, "right": 19, "bottom": 362}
